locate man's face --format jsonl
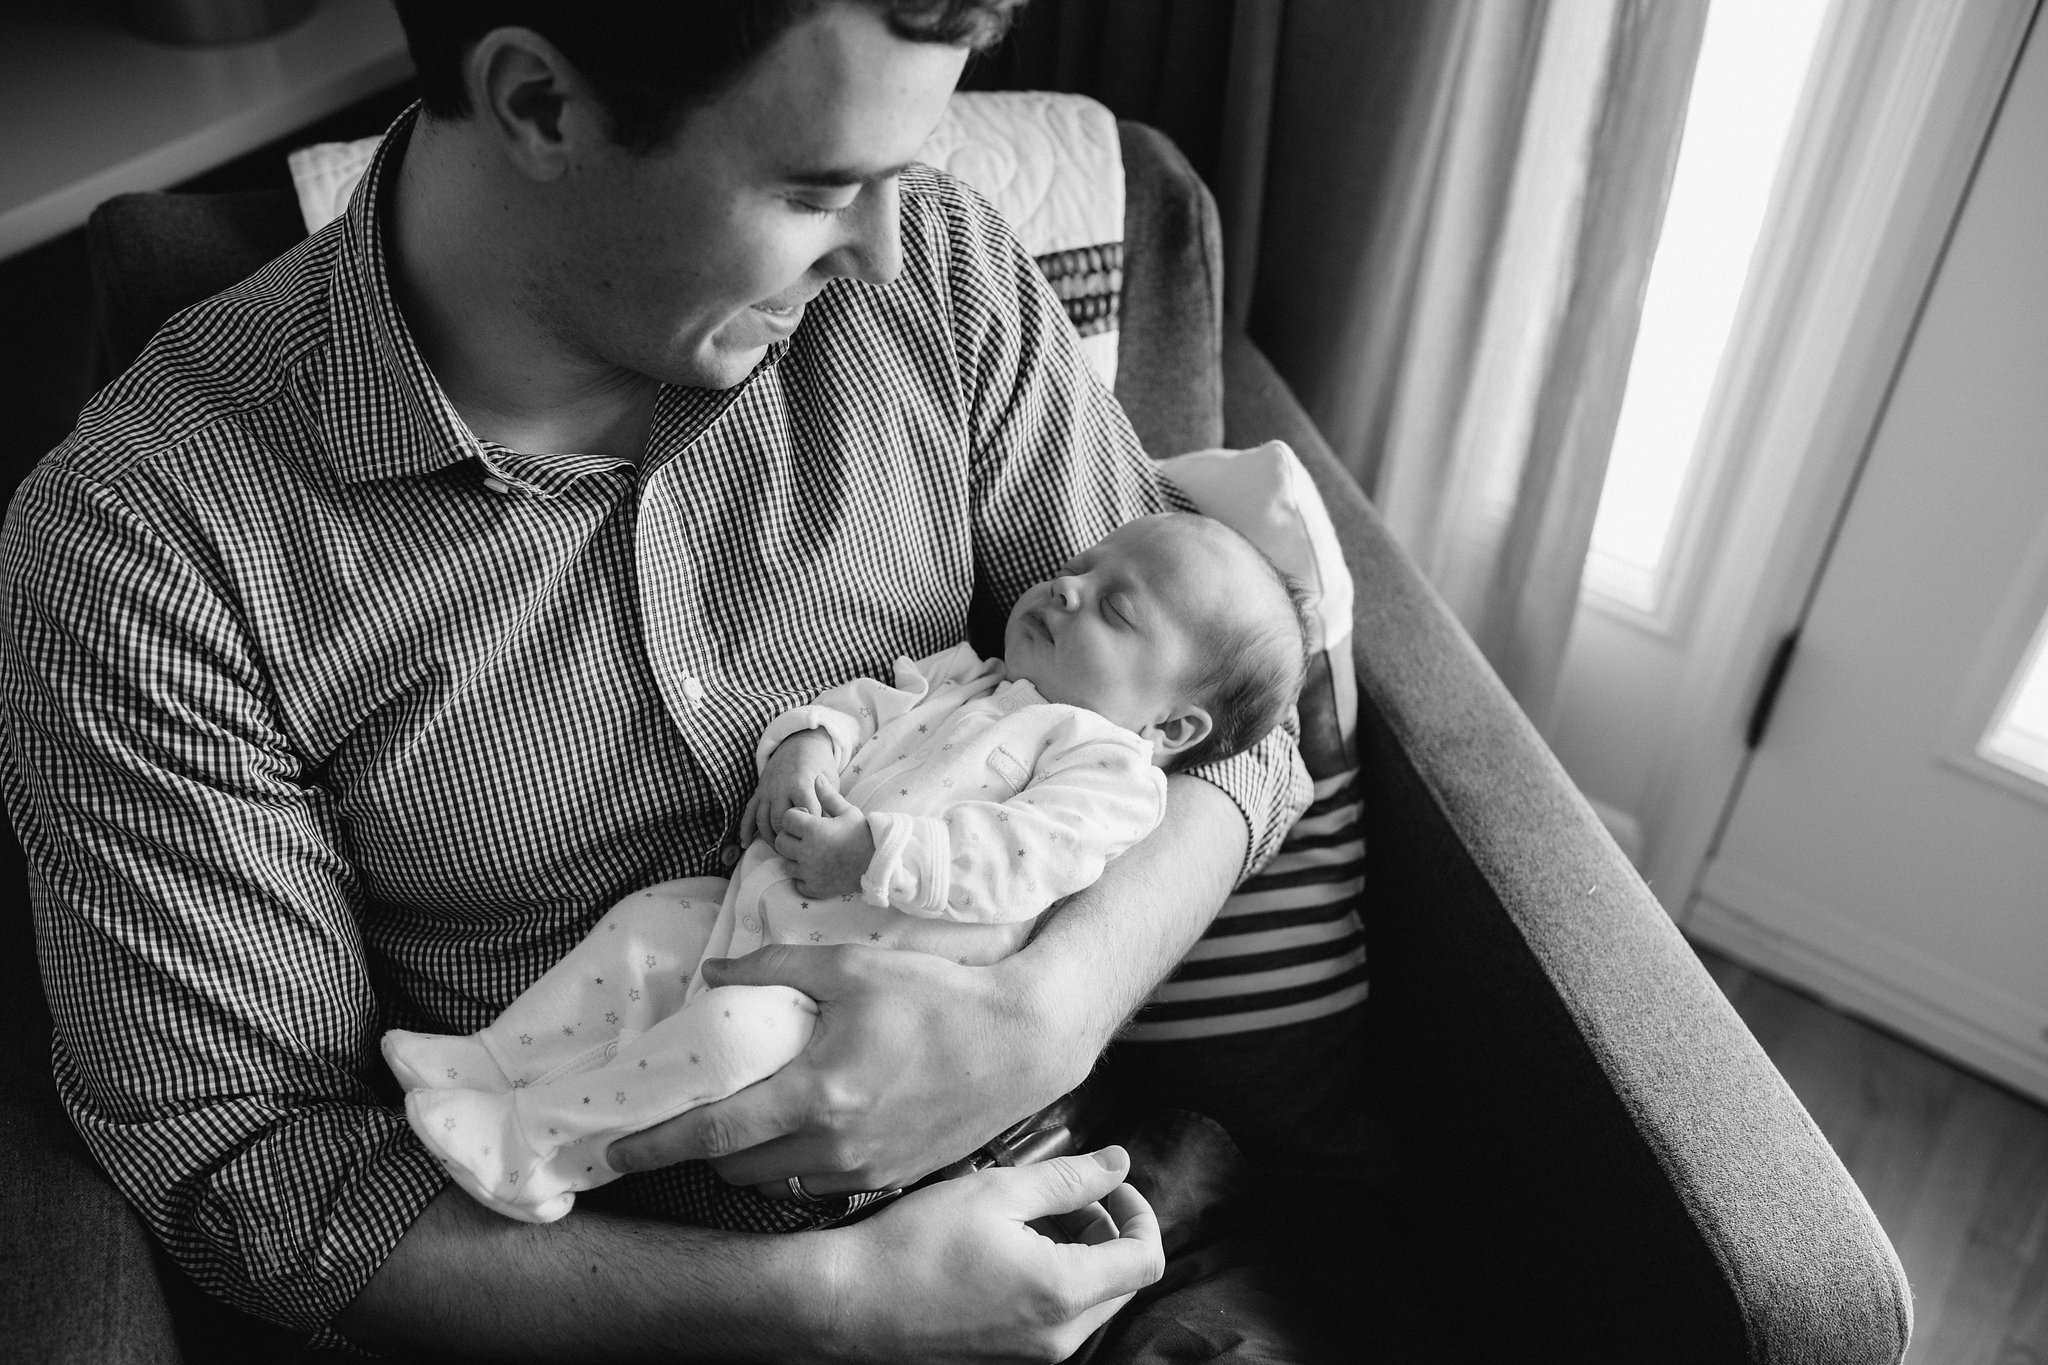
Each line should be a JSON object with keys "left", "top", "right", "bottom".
{"left": 535, "top": 4, "right": 968, "bottom": 389}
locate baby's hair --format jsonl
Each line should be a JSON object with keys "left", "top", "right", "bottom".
{"left": 1164, "top": 516, "right": 1314, "bottom": 774}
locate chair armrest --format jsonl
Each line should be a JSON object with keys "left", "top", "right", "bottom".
{"left": 1222, "top": 330, "right": 1911, "bottom": 1364}
{"left": 0, "top": 1076, "right": 180, "bottom": 1362}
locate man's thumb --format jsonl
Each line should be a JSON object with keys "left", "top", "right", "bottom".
{"left": 998, "top": 1147, "right": 1131, "bottom": 1219}
{"left": 699, "top": 944, "right": 831, "bottom": 995}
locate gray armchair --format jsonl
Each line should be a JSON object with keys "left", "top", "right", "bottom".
{"left": 0, "top": 121, "right": 1909, "bottom": 1362}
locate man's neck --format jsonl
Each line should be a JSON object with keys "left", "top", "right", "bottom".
{"left": 387, "top": 119, "right": 659, "bottom": 464}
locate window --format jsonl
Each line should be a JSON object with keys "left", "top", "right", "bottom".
{"left": 1981, "top": 604, "right": 2048, "bottom": 788}
{"left": 1583, "top": 0, "right": 1832, "bottom": 614}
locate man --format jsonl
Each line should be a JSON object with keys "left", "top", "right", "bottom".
{"left": 1, "top": 1, "right": 1307, "bottom": 1358}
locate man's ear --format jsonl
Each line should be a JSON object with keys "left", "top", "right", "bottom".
{"left": 1145, "top": 707, "right": 1213, "bottom": 765}
{"left": 466, "top": 28, "right": 599, "bottom": 182}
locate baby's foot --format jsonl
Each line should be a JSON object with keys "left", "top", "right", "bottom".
{"left": 382, "top": 1030, "right": 512, "bottom": 1095}
{"left": 407, "top": 1086, "right": 576, "bottom": 1223}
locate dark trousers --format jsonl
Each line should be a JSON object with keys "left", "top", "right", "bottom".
{"left": 1080, "top": 1004, "right": 1457, "bottom": 1364}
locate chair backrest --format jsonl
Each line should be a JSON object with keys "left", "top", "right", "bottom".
{"left": 87, "top": 187, "right": 307, "bottom": 380}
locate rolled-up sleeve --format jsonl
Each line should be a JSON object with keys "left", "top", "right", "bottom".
{"left": 928, "top": 173, "right": 1310, "bottom": 880}
{"left": 1, "top": 460, "right": 445, "bottom": 1333}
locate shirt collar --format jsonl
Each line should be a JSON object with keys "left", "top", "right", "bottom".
{"left": 313, "top": 103, "right": 798, "bottom": 489}
{"left": 316, "top": 105, "right": 495, "bottom": 486}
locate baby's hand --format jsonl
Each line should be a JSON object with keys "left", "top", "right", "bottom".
{"left": 776, "top": 778, "right": 876, "bottom": 899}
{"left": 742, "top": 729, "right": 839, "bottom": 848}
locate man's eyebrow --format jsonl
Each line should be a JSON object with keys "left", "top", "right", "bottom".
{"left": 782, "top": 160, "right": 917, "bottom": 188}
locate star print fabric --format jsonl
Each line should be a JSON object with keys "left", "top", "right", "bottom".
{"left": 755, "top": 643, "right": 1166, "bottom": 922}
{"left": 384, "top": 879, "right": 817, "bottom": 1223}
{"left": 387, "top": 646, "right": 1167, "bottom": 1221}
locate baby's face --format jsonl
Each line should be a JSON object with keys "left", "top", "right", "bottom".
{"left": 1003, "top": 515, "right": 1236, "bottom": 744}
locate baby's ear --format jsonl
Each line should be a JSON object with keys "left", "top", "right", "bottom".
{"left": 1145, "top": 707, "right": 1213, "bottom": 764}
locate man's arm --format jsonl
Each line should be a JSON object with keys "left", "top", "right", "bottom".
{"left": 336, "top": 1152, "right": 1164, "bottom": 1363}
{"left": 608, "top": 773, "right": 1245, "bottom": 1192}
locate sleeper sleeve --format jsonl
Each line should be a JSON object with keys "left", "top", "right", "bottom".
{"left": 755, "top": 644, "right": 987, "bottom": 775}
{"left": 860, "top": 711, "right": 1168, "bottom": 922}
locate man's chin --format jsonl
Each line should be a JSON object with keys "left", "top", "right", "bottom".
{"left": 666, "top": 341, "right": 770, "bottom": 391}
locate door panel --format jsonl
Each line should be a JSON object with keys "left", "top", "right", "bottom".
{"left": 1694, "top": 13, "right": 2048, "bottom": 1101}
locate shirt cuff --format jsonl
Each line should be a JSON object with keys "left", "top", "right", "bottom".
{"left": 301, "top": 1120, "right": 451, "bottom": 1341}
{"left": 862, "top": 810, "right": 951, "bottom": 916}
{"left": 1182, "top": 718, "right": 1314, "bottom": 882}
{"left": 754, "top": 706, "right": 863, "bottom": 773}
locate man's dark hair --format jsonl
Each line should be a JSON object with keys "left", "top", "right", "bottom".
{"left": 392, "top": 1, "right": 1026, "bottom": 151}
{"left": 1165, "top": 519, "right": 1315, "bottom": 775}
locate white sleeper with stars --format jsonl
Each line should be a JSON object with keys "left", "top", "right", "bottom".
{"left": 383, "top": 642, "right": 1167, "bottom": 1222}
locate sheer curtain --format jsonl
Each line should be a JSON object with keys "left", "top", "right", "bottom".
{"left": 977, "top": 0, "right": 1709, "bottom": 719}
{"left": 1340, "top": 1, "right": 1708, "bottom": 719}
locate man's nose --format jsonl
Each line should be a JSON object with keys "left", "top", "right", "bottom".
{"left": 822, "top": 176, "right": 903, "bottom": 288}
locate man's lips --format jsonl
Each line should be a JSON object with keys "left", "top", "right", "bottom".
{"left": 754, "top": 287, "right": 821, "bottom": 318}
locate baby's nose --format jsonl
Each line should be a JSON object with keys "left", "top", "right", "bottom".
{"left": 1052, "top": 579, "right": 1081, "bottom": 610}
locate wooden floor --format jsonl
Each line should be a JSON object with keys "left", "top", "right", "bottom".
{"left": 1695, "top": 945, "right": 2048, "bottom": 1365}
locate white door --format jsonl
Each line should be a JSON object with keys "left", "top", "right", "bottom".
{"left": 1689, "top": 11, "right": 2048, "bottom": 1103}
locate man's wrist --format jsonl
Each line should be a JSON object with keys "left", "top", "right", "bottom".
{"left": 987, "top": 943, "right": 1107, "bottom": 1099}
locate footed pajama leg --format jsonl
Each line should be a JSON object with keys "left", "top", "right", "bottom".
{"left": 407, "top": 982, "right": 818, "bottom": 1222}
{"left": 382, "top": 877, "right": 726, "bottom": 1094}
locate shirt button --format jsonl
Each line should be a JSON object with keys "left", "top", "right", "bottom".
{"left": 481, "top": 474, "right": 513, "bottom": 495}
{"left": 741, "top": 914, "right": 760, "bottom": 932}
{"left": 720, "top": 844, "right": 741, "bottom": 869}
{"left": 681, "top": 676, "right": 707, "bottom": 705}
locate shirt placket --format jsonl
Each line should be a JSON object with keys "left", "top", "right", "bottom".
{"left": 631, "top": 379, "right": 771, "bottom": 868}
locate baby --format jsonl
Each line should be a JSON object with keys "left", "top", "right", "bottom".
{"left": 383, "top": 512, "right": 1308, "bottom": 1223}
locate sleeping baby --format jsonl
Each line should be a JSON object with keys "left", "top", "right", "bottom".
{"left": 382, "top": 511, "right": 1309, "bottom": 1223}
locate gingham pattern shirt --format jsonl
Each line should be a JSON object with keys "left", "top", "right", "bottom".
{"left": 0, "top": 113, "right": 1307, "bottom": 1334}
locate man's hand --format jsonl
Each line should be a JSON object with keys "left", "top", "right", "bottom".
{"left": 776, "top": 779, "right": 874, "bottom": 897}
{"left": 336, "top": 1154, "right": 1161, "bottom": 1364}
{"left": 604, "top": 776, "right": 1246, "bottom": 1200}
{"left": 741, "top": 728, "right": 840, "bottom": 847}
{"left": 819, "top": 1148, "right": 1164, "bottom": 1364}
{"left": 607, "top": 942, "right": 1078, "bottom": 1193}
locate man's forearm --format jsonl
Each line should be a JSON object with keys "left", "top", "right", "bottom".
{"left": 1004, "top": 774, "right": 1246, "bottom": 1062}
{"left": 336, "top": 1188, "right": 831, "bottom": 1362}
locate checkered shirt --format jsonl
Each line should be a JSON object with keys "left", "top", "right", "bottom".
{"left": 0, "top": 112, "right": 1308, "bottom": 1335}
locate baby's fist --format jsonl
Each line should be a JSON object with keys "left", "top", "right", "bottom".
{"left": 775, "top": 778, "right": 875, "bottom": 899}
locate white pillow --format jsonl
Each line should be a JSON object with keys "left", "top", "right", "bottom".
{"left": 1159, "top": 440, "right": 1358, "bottom": 758}
{"left": 287, "top": 136, "right": 380, "bottom": 235}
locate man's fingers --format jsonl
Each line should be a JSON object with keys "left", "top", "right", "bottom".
{"left": 700, "top": 942, "right": 843, "bottom": 996}
{"left": 739, "top": 790, "right": 761, "bottom": 845}
{"left": 1036, "top": 1199, "right": 1118, "bottom": 1246}
{"left": 604, "top": 1076, "right": 810, "bottom": 1173}
{"left": 992, "top": 1147, "right": 1131, "bottom": 1221}
{"left": 1097, "top": 1182, "right": 1160, "bottom": 1253}
{"left": 1049, "top": 1178, "right": 1165, "bottom": 1310}
{"left": 707, "top": 1129, "right": 861, "bottom": 1190}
